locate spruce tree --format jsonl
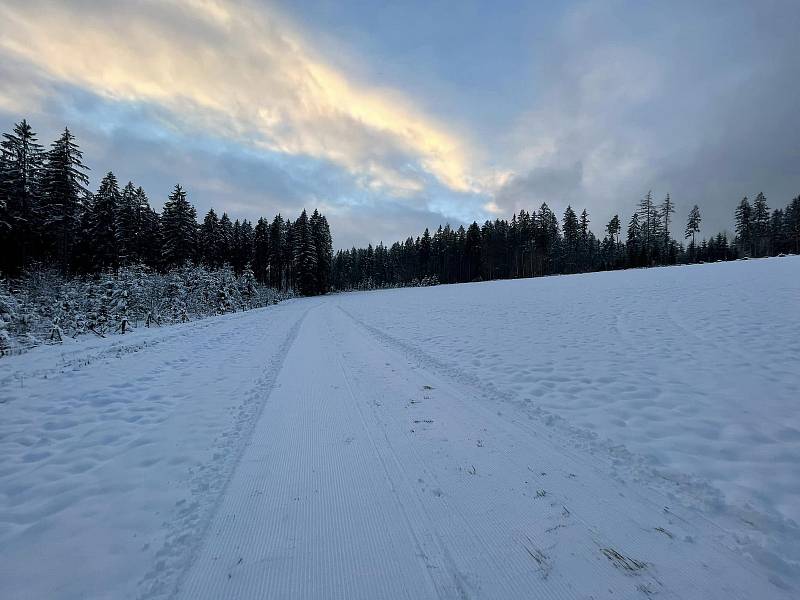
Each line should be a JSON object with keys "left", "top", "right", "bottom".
{"left": 268, "top": 214, "right": 285, "bottom": 289}
{"left": 218, "top": 212, "right": 233, "bottom": 266}
{"left": 579, "top": 208, "right": 590, "bottom": 270}
{"left": 292, "top": 209, "right": 317, "bottom": 295}
{"left": 116, "top": 182, "right": 140, "bottom": 265}
{"left": 627, "top": 213, "right": 640, "bottom": 254}
{"left": 161, "top": 184, "right": 197, "bottom": 267}
{"left": 199, "top": 208, "right": 222, "bottom": 268}
{"left": 0, "top": 120, "right": 44, "bottom": 273}
{"left": 786, "top": 196, "right": 800, "bottom": 253}
{"left": 136, "top": 187, "right": 161, "bottom": 268}
{"left": 419, "top": 228, "right": 432, "bottom": 278}
{"left": 752, "top": 192, "right": 770, "bottom": 256}
{"left": 41, "top": 128, "right": 90, "bottom": 275}
{"left": 661, "top": 193, "right": 675, "bottom": 253}
{"left": 464, "top": 222, "right": 482, "bottom": 281}
{"left": 768, "top": 209, "right": 784, "bottom": 255}
{"left": 562, "top": 205, "right": 579, "bottom": 272}
{"left": 253, "top": 217, "right": 270, "bottom": 284}
{"left": 734, "top": 197, "right": 753, "bottom": 256}
{"left": 231, "top": 219, "right": 243, "bottom": 271}
{"left": 310, "top": 209, "right": 332, "bottom": 294}
{"left": 87, "top": 172, "right": 121, "bottom": 270}
{"left": 234, "top": 219, "right": 254, "bottom": 274}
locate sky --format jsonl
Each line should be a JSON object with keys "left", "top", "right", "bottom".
{"left": 1, "top": 0, "right": 798, "bottom": 249}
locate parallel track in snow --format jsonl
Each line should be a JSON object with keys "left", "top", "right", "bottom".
{"left": 172, "top": 301, "right": 790, "bottom": 600}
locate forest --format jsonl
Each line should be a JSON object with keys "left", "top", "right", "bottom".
{"left": 0, "top": 120, "right": 333, "bottom": 297}
{"left": 0, "top": 120, "right": 333, "bottom": 352}
{"left": 1, "top": 116, "right": 799, "bottom": 349}
{"left": 331, "top": 192, "right": 800, "bottom": 290}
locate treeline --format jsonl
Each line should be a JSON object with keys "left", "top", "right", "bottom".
{"left": 0, "top": 119, "right": 333, "bottom": 296}
{"left": 332, "top": 191, "right": 800, "bottom": 290}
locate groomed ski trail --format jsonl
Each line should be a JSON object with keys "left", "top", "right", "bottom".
{"left": 174, "top": 301, "right": 791, "bottom": 600}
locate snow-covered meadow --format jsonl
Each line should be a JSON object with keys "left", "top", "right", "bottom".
{"left": 336, "top": 256, "right": 800, "bottom": 577}
{"left": 341, "top": 257, "right": 800, "bottom": 544}
{"left": 1, "top": 256, "right": 798, "bottom": 599}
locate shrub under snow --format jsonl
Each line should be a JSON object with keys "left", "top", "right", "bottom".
{"left": 0, "top": 264, "right": 292, "bottom": 356}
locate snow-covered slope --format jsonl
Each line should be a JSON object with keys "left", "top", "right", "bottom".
{"left": 335, "top": 256, "right": 800, "bottom": 584}
{"left": 1, "top": 257, "right": 798, "bottom": 599}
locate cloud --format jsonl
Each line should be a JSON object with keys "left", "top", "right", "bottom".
{"left": 492, "top": 163, "right": 583, "bottom": 216}
{"left": 0, "top": 0, "right": 484, "bottom": 199}
{"left": 2, "top": 0, "right": 798, "bottom": 246}
{"left": 491, "top": 0, "right": 800, "bottom": 235}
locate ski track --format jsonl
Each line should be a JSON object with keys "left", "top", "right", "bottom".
{"left": 1, "top": 258, "right": 798, "bottom": 599}
{"left": 139, "top": 304, "right": 312, "bottom": 600}
{"left": 0, "top": 301, "right": 311, "bottom": 600}
{"left": 173, "top": 297, "right": 792, "bottom": 599}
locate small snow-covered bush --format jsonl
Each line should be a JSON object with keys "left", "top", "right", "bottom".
{"left": 334, "top": 273, "right": 441, "bottom": 293}
{"left": 0, "top": 279, "right": 19, "bottom": 353}
{"left": 0, "top": 264, "right": 293, "bottom": 356}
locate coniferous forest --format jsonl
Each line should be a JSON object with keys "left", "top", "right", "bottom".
{"left": 0, "top": 120, "right": 332, "bottom": 352}
{"left": 1, "top": 117, "right": 799, "bottom": 352}
{"left": 331, "top": 191, "right": 800, "bottom": 290}
{"left": 0, "top": 120, "right": 333, "bottom": 295}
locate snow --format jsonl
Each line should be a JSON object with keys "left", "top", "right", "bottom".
{"left": 335, "top": 256, "right": 800, "bottom": 583}
{"left": 1, "top": 256, "right": 799, "bottom": 599}
{"left": 0, "top": 305, "right": 307, "bottom": 599}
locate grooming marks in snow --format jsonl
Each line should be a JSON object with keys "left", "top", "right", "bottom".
{"left": 333, "top": 256, "right": 800, "bottom": 588}
{"left": 0, "top": 257, "right": 798, "bottom": 599}
{"left": 0, "top": 303, "right": 311, "bottom": 600}
{"left": 172, "top": 301, "right": 792, "bottom": 599}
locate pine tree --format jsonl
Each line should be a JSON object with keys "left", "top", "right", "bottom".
{"left": 160, "top": 184, "right": 197, "bottom": 267}
{"left": 40, "top": 128, "right": 90, "bottom": 275}
{"left": 606, "top": 215, "right": 621, "bottom": 243}
{"left": 685, "top": 204, "right": 701, "bottom": 261}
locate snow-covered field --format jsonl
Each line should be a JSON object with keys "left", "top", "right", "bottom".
{"left": 1, "top": 257, "right": 798, "bottom": 599}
